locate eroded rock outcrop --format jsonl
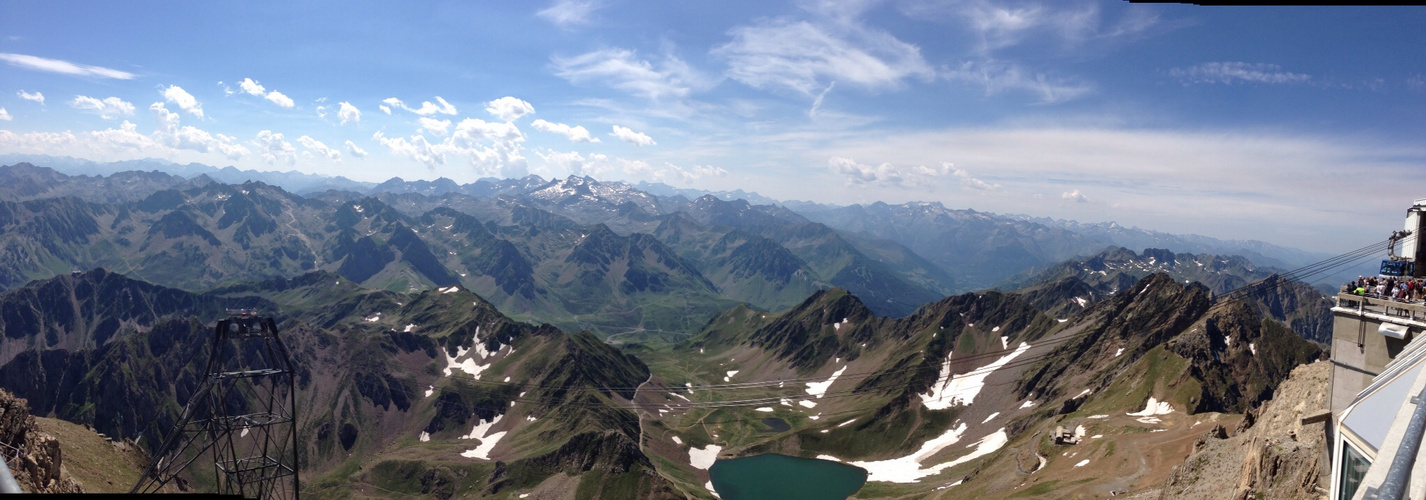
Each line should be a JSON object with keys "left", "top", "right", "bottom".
{"left": 0, "top": 388, "right": 81, "bottom": 493}
{"left": 1158, "top": 360, "right": 1329, "bottom": 500}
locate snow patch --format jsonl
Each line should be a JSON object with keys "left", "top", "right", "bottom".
{"left": 1057, "top": 318, "right": 1068, "bottom": 323}
{"left": 805, "top": 365, "right": 847, "bottom": 398}
{"left": 838, "top": 425, "right": 1009, "bottom": 484}
{"left": 1114, "top": 347, "right": 1124, "bottom": 358}
{"left": 705, "top": 481, "right": 720, "bottom": 498}
{"left": 442, "top": 286, "right": 461, "bottom": 294}
{"left": 419, "top": 431, "right": 430, "bottom": 442}
{"left": 1020, "top": 400, "right": 1035, "bottom": 409}
{"left": 1127, "top": 397, "right": 1173, "bottom": 417}
{"left": 424, "top": 385, "right": 434, "bottom": 398}
{"left": 837, "top": 419, "right": 857, "bottom": 428}
{"left": 1074, "top": 459, "right": 1090, "bottom": 467}
{"left": 992, "top": 326, "right": 1001, "bottom": 332}
{"left": 404, "top": 323, "right": 417, "bottom": 332}
{"left": 1249, "top": 342, "right": 1257, "bottom": 356}
{"left": 689, "top": 445, "right": 722, "bottom": 470}
{"left": 982, "top": 412, "right": 999, "bottom": 424}
{"left": 1224, "top": 335, "right": 1233, "bottom": 348}
{"left": 671, "top": 392, "right": 691, "bottom": 402}
{"left": 1000, "top": 336, "right": 1008, "bottom": 349}
{"left": 364, "top": 313, "right": 381, "bottom": 322}
{"left": 672, "top": 436, "right": 683, "bottom": 445}
{"left": 1090, "top": 434, "right": 1102, "bottom": 439}
{"left": 1075, "top": 388, "right": 1092, "bottom": 398}
{"left": 1073, "top": 296, "right": 1088, "bottom": 307}
{"left": 1086, "top": 415, "right": 1108, "bottom": 419}
{"left": 799, "top": 400, "right": 817, "bottom": 409}
{"left": 755, "top": 407, "right": 774, "bottom": 412}
{"left": 921, "top": 342, "right": 1032, "bottom": 410}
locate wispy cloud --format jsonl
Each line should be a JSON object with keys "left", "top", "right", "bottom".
{"left": 552, "top": 48, "right": 712, "bottom": 101}
{"left": 16, "top": 90, "right": 44, "bottom": 105}
{"left": 298, "top": 135, "right": 341, "bottom": 161}
{"left": 419, "top": 117, "right": 452, "bottom": 137}
{"left": 610, "top": 125, "right": 656, "bottom": 146}
{"left": 827, "top": 156, "right": 951, "bottom": 189}
{"left": 1170, "top": 62, "right": 1311, "bottom": 85}
{"left": 942, "top": 59, "right": 1092, "bottom": 103}
{"left": 532, "top": 119, "right": 599, "bottom": 142}
{"left": 537, "top": 0, "right": 602, "bottom": 27}
{"left": 345, "top": 140, "right": 368, "bottom": 159}
{"left": 382, "top": 96, "right": 458, "bottom": 116}
{"left": 235, "top": 78, "right": 296, "bottom": 108}
{"left": 0, "top": 53, "right": 135, "bottom": 79}
{"left": 71, "top": 96, "right": 135, "bottom": 119}
{"left": 713, "top": 16, "right": 933, "bottom": 95}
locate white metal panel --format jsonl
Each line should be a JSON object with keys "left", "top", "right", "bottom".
{"left": 1380, "top": 322, "right": 1409, "bottom": 339}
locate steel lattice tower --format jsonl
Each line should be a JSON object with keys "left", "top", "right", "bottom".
{"left": 133, "top": 310, "right": 300, "bottom": 499}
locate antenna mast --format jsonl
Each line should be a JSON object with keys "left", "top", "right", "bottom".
{"left": 132, "top": 309, "right": 300, "bottom": 499}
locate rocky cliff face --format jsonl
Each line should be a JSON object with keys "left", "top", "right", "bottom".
{"left": 0, "top": 388, "right": 81, "bottom": 493}
{"left": 1158, "top": 360, "right": 1330, "bottom": 500}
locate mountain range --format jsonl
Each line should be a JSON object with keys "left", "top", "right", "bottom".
{"left": 0, "top": 158, "right": 1341, "bottom": 498}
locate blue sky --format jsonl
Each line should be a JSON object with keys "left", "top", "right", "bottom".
{"left": 1, "top": 0, "right": 1424, "bottom": 253}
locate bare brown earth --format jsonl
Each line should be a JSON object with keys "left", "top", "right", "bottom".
{"left": 1156, "top": 360, "right": 1330, "bottom": 500}
{"left": 32, "top": 416, "right": 150, "bottom": 493}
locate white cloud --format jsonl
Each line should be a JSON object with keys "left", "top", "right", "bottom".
{"left": 659, "top": 162, "right": 728, "bottom": 183}
{"left": 252, "top": 130, "right": 297, "bottom": 165}
{"left": 531, "top": 119, "right": 599, "bottom": 143}
{"left": 1062, "top": 190, "right": 1088, "bottom": 203}
{"left": 379, "top": 104, "right": 392, "bottom": 115}
{"left": 713, "top": 16, "right": 933, "bottom": 95}
{"left": 238, "top": 77, "right": 267, "bottom": 96}
{"left": 610, "top": 125, "right": 655, "bottom": 146}
{"left": 298, "top": 135, "right": 341, "bottom": 161}
{"left": 537, "top": 150, "right": 611, "bottom": 177}
{"left": 0, "top": 130, "right": 78, "bottom": 151}
{"left": 552, "top": 48, "right": 712, "bottom": 101}
{"left": 382, "top": 96, "right": 458, "bottom": 116}
{"left": 828, "top": 156, "right": 949, "bottom": 188}
{"left": 16, "top": 90, "right": 44, "bottom": 105}
{"left": 316, "top": 105, "right": 328, "bottom": 118}
{"left": 1170, "top": 62, "right": 1311, "bottom": 85}
{"left": 149, "top": 102, "right": 248, "bottom": 159}
{"left": 0, "top": 52, "right": 135, "bottom": 79}
{"left": 345, "top": 140, "right": 368, "bottom": 158}
{"left": 374, "top": 131, "right": 443, "bottom": 169}
{"left": 265, "top": 90, "right": 295, "bottom": 109}
{"left": 942, "top": 59, "right": 1092, "bottom": 103}
{"left": 486, "top": 96, "right": 535, "bottom": 122}
{"left": 162, "top": 85, "right": 204, "bottom": 118}
{"left": 338, "top": 101, "right": 360, "bottom": 125}
{"left": 70, "top": 96, "right": 135, "bottom": 119}
{"left": 538, "top": 0, "right": 602, "bottom": 27}
{"left": 949, "top": 164, "right": 999, "bottom": 190}
{"left": 0, "top": 108, "right": 10, "bottom": 121}
{"left": 373, "top": 117, "right": 527, "bottom": 177}
{"left": 419, "top": 117, "right": 452, "bottom": 136}
{"left": 89, "top": 120, "right": 161, "bottom": 151}
{"left": 899, "top": 0, "right": 1155, "bottom": 53}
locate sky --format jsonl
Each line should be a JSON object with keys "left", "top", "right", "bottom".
{"left": 0, "top": 0, "right": 1424, "bottom": 254}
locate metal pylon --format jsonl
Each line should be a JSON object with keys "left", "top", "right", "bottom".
{"left": 133, "top": 310, "right": 300, "bottom": 499}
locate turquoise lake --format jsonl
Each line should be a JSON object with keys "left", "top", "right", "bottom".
{"left": 708, "top": 453, "right": 868, "bottom": 500}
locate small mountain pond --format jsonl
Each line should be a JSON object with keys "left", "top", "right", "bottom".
{"left": 708, "top": 453, "right": 868, "bottom": 500}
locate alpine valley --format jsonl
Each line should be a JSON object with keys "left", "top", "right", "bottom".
{"left": 0, "top": 161, "right": 1336, "bottom": 499}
